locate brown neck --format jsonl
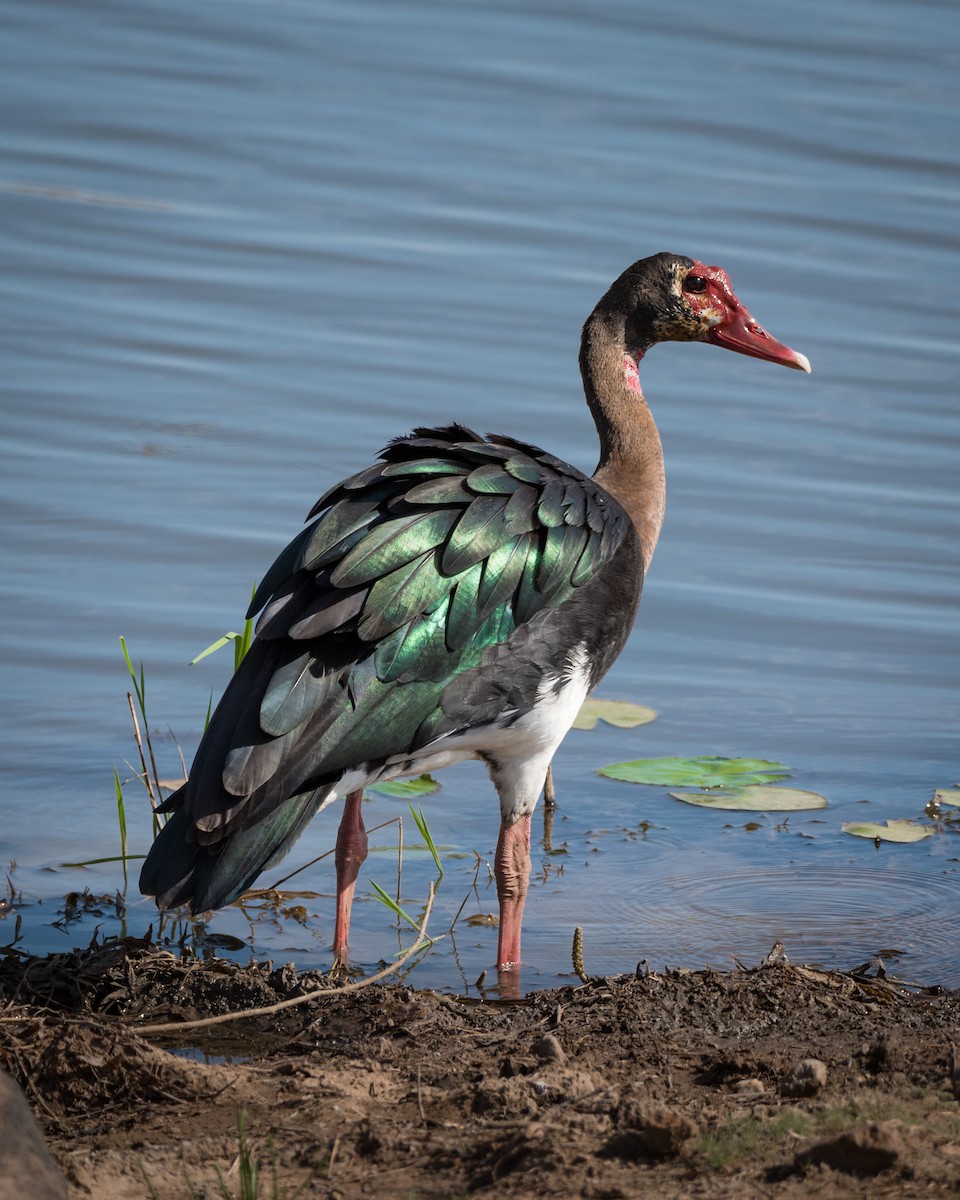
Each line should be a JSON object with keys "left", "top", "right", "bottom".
{"left": 580, "top": 310, "right": 666, "bottom": 569}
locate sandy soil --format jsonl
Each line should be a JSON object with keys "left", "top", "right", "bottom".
{"left": 2, "top": 935, "right": 959, "bottom": 1199}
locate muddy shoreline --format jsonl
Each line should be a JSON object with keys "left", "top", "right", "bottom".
{"left": 2, "top": 936, "right": 959, "bottom": 1198}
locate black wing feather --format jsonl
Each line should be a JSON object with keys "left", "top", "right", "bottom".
{"left": 140, "top": 425, "right": 638, "bottom": 915}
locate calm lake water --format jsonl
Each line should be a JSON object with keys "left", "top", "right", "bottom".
{"left": 2, "top": 0, "right": 958, "bottom": 994}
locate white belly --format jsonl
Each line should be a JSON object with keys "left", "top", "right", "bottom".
{"left": 327, "top": 644, "right": 592, "bottom": 823}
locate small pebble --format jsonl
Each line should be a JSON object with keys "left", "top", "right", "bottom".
{"left": 780, "top": 1057, "right": 828, "bottom": 1097}
{"left": 612, "top": 1100, "right": 698, "bottom": 1159}
{"left": 530, "top": 1034, "right": 567, "bottom": 1064}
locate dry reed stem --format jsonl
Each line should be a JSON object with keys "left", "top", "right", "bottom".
{"left": 127, "top": 692, "right": 157, "bottom": 807}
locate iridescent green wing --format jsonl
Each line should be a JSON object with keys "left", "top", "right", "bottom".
{"left": 181, "top": 425, "right": 631, "bottom": 836}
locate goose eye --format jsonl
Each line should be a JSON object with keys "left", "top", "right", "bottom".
{"left": 684, "top": 274, "right": 707, "bottom": 294}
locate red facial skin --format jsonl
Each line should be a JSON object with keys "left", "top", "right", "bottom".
{"left": 685, "top": 261, "right": 811, "bottom": 373}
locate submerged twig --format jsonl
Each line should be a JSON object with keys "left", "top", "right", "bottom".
{"left": 449, "top": 850, "right": 485, "bottom": 934}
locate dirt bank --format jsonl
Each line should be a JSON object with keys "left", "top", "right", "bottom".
{"left": 2, "top": 936, "right": 959, "bottom": 1199}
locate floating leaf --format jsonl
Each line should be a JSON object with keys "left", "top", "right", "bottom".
{"left": 465, "top": 912, "right": 498, "bottom": 927}
{"left": 367, "top": 774, "right": 440, "bottom": 798}
{"left": 572, "top": 698, "right": 657, "bottom": 731}
{"left": 933, "top": 788, "right": 960, "bottom": 808}
{"left": 669, "top": 785, "right": 827, "bottom": 811}
{"left": 842, "top": 820, "right": 934, "bottom": 844}
{"left": 598, "top": 756, "right": 790, "bottom": 788}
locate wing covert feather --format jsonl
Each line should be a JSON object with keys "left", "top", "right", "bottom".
{"left": 163, "top": 425, "right": 634, "bottom": 871}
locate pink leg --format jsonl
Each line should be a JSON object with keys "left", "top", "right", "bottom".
{"left": 333, "top": 790, "right": 368, "bottom": 964}
{"left": 495, "top": 813, "right": 531, "bottom": 970}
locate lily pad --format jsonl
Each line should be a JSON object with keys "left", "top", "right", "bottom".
{"left": 598, "top": 756, "right": 790, "bottom": 788}
{"left": 367, "top": 774, "right": 439, "bottom": 798}
{"left": 572, "top": 698, "right": 657, "bottom": 731}
{"left": 933, "top": 788, "right": 960, "bottom": 808}
{"left": 668, "top": 785, "right": 827, "bottom": 811}
{"left": 842, "top": 820, "right": 934, "bottom": 843}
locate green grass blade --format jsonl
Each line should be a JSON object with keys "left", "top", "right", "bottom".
{"left": 191, "top": 584, "right": 258, "bottom": 671}
{"left": 136, "top": 1163, "right": 160, "bottom": 1200}
{"left": 390, "top": 937, "right": 434, "bottom": 960}
{"left": 120, "top": 637, "right": 163, "bottom": 805}
{"left": 409, "top": 805, "right": 443, "bottom": 879}
{"left": 234, "top": 627, "right": 250, "bottom": 671}
{"left": 119, "top": 635, "right": 145, "bottom": 711}
{"left": 191, "top": 632, "right": 243, "bottom": 666}
{"left": 236, "top": 1109, "right": 257, "bottom": 1200}
{"left": 233, "top": 583, "right": 257, "bottom": 670}
{"left": 60, "top": 855, "right": 146, "bottom": 867}
{"left": 114, "top": 769, "right": 127, "bottom": 851}
{"left": 114, "top": 768, "right": 128, "bottom": 887}
{"left": 370, "top": 880, "right": 419, "bottom": 929}
{"left": 213, "top": 1165, "right": 233, "bottom": 1200}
